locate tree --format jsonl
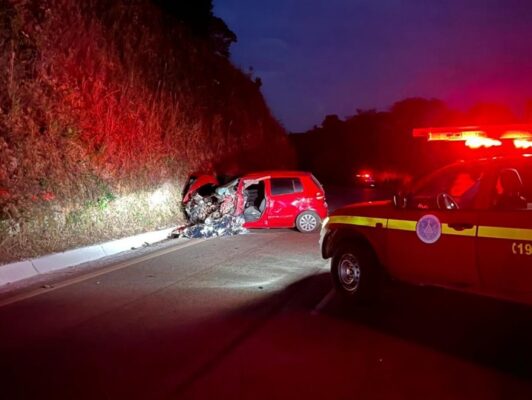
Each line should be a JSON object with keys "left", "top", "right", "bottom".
{"left": 208, "top": 16, "right": 237, "bottom": 57}
{"left": 153, "top": 0, "right": 237, "bottom": 57}
{"left": 321, "top": 114, "right": 342, "bottom": 131}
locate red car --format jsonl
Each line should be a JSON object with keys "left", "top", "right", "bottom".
{"left": 184, "top": 171, "right": 328, "bottom": 233}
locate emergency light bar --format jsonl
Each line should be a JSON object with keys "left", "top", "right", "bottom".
{"left": 413, "top": 124, "right": 532, "bottom": 149}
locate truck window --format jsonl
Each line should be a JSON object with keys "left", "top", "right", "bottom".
{"left": 492, "top": 160, "right": 531, "bottom": 210}
{"left": 409, "top": 165, "right": 484, "bottom": 210}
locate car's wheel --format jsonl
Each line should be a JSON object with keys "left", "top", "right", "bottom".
{"left": 296, "top": 211, "right": 321, "bottom": 233}
{"left": 331, "top": 243, "right": 378, "bottom": 302}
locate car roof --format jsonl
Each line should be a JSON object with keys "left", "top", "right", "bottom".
{"left": 241, "top": 170, "right": 312, "bottom": 180}
{"left": 411, "top": 153, "right": 531, "bottom": 191}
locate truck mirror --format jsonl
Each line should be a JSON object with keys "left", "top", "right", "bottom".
{"left": 393, "top": 193, "right": 407, "bottom": 209}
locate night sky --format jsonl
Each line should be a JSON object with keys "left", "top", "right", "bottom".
{"left": 214, "top": 0, "right": 532, "bottom": 132}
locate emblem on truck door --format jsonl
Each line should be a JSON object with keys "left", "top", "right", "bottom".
{"left": 416, "top": 214, "right": 442, "bottom": 244}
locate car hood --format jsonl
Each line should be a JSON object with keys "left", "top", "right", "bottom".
{"left": 183, "top": 175, "right": 219, "bottom": 203}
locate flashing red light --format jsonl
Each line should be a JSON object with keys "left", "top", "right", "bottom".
{"left": 355, "top": 170, "right": 372, "bottom": 179}
{"left": 413, "top": 124, "right": 532, "bottom": 149}
{"left": 465, "top": 137, "right": 502, "bottom": 149}
{"left": 514, "top": 139, "right": 532, "bottom": 149}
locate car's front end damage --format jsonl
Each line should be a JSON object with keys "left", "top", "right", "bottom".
{"left": 171, "top": 177, "right": 248, "bottom": 239}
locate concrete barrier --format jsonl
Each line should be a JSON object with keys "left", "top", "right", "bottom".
{"left": 0, "top": 227, "right": 176, "bottom": 287}
{"left": 0, "top": 261, "right": 39, "bottom": 286}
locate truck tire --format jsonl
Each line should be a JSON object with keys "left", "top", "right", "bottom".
{"left": 331, "top": 242, "right": 378, "bottom": 303}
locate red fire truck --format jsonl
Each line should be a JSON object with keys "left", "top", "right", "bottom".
{"left": 321, "top": 124, "right": 532, "bottom": 305}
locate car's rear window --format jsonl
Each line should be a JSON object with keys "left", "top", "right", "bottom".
{"left": 310, "top": 174, "right": 324, "bottom": 191}
{"left": 271, "top": 178, "right": 303, "bottom": 195}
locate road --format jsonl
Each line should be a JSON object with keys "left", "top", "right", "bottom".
{"left": 1, "top": 226, "right": 532, "bottom": 399}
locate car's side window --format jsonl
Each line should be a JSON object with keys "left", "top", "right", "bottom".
{"left": 492, "top": 161, "right": 531, "bottom": 210}
{"left": 270, "top": 178, "right": 303, "bottom": 196}
{"left": 293, "top": 178, "right": 303, "bottom": 192}
{"left": 409, "top": 165, "right": 484, "bottom": 210}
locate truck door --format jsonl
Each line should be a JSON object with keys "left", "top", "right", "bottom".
{"left": 477, "top": 159, "right": 532, "bottom": 297}
{"left": 386, "top": 163, "right": 484, "bottom": 288}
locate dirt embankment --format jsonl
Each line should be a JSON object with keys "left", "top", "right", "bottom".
{"left": 0, "top": 0, "right": 294, "bottom": 264}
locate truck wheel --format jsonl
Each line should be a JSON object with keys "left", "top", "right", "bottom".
{"left": 296, "top": 211, "right": 321, "bottom": 233}
{"left": 331, "top": 243, "right": 378, "bottom": 302}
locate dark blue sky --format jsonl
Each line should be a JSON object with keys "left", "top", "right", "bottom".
{"left": 214, "top": 0, "right": 532, "bottom": 132}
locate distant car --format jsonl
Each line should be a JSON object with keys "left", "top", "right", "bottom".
{"left": 321, "top": 154, "right": 532, "bottom": 305}
{"left": 353, "top": 170, "right": 376, "bottom": 188}
{"left": 184, "top": 171, "right": 328, "bottom": 233}
{"left": 353, "top": 169, "right": 411, "bottom": 189}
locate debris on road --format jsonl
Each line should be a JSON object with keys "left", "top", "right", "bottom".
{"left": 170, "top": 178, "right": 248, "bottom": 239}
{"left": 173, "top": 215, "right": 247, "bottom": 239}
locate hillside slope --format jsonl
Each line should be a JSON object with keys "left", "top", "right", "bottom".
{"left": 0, "top": 0, "right": 293, "bottom": 263}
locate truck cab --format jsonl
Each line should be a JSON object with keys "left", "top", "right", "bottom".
{"left": 321, "top": 154, "right": 532, "bottom": 305}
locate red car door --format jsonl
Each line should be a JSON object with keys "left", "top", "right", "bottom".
{"left": 240, "top": 177, "right": 270, "bottom": 229}
{"left": 266, "top": 178, "right": 300, "bottom": 228}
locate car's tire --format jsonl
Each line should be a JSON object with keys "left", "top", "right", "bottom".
{"left": 331, "top": 242, "right": 379, "bottom": 303}
{"left": 296, "top": 211, "right": 321, "bottom": 233}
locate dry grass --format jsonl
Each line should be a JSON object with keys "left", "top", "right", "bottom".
{"left": 0, "top": 0, "right": 294, "bottom": 264}
{"left": 0, "top": 183, "right": 185, "bottom": 261}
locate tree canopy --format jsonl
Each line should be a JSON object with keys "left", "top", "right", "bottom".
{"left": 152, "top": 0, "right": 237, "bottom": 57}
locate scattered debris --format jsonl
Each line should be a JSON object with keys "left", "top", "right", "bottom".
{"left": 172, "top": 215, "right": 247, "bottom": 239}
{"left": 171, "top": 177, "right": 249, "bottom": 239}
{"left": 41, "top": 284, "right": 53, "bottom": 289}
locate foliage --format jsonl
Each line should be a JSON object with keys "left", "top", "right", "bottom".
{"left": 152, "top": 0, "right": 237, "bottom": 57}
{"left": 292, "top": 98, "right": 522, "bottom": 184}
{"left": 0, "top": 0, "right": 293, "bottom": 263}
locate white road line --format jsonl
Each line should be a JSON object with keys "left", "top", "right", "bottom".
{"left": 311, "top": 289, "right": 335, "bottom": 316}
{"left": 0, "top": 239, "right": 206, "bottom": 308}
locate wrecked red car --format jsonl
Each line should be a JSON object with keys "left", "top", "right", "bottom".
{"left": 182, "top": 171, "right": 328, "bottom": 234}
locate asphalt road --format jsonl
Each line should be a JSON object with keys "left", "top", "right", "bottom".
{"left": 1, "top": 227, "right": 532, "bottom": 400}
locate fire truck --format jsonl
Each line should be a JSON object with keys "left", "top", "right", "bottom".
{"left": 320, "top": 124, "right": 532, "bottom": 305}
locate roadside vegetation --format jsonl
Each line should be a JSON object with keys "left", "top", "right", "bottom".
{"left": 0, "top": 0, "right": 293, "bottom": 264}
{"left": 292, "top": 98, "right": 531, "bottom": 185}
